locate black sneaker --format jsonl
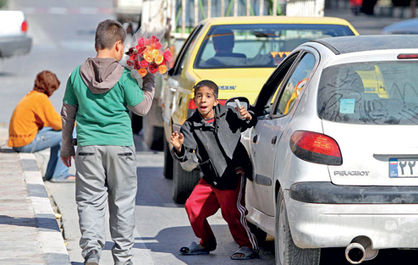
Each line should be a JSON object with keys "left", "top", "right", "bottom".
{"left": 84, "top": 250, "right": 100, "bottom": 265}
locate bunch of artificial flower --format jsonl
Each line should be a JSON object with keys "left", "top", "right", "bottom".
{"left": 126, "top": 36, "right": 173, "bottom": 77}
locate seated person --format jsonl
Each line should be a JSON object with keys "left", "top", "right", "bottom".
{"left": 8, "top": 70, "right": 75, "bottom": 182}
{"left": 204, "top": 29, "right": 246, "bottom": 67}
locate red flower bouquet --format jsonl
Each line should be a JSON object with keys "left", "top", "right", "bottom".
{"left": 126, "top": 36, "right": 173, "bottom": 77}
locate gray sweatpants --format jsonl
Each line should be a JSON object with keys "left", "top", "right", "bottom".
{"left": 75, "top": 145, "right": 137, "bottom": 264}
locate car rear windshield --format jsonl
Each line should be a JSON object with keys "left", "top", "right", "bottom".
{"left": 318, "top": 61, "right": 418, "bottom": 125}
{"left": 194, "top": 24, "right": 355, "bottom": 69}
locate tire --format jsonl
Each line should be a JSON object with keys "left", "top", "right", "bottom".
{"left": 150, "top": 126, "right": 164, "bottom": 151}
{"left": 391, "top": 0, "right": 410, "bottom": 6}
{"left": 163, "top": 137, "right": 173, "bottom": 179}
{"left": 142, "top": 101, "right": 164, "bottom": 151}
{"left": 144, "top": 123, "right": 164, "bottom": 151}
{"left": 275, "top": 188, "right": 320, "bottom": 265}
{"left": 131, "top": 112, "right": 143, "bottom": 134}
{"left": 172, "top": 159, "right": 200, "bottom": 204}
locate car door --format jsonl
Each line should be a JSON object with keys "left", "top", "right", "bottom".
{"left": 247, "top": 51, "right": 317, "bottom": 217}
{"left": 162, "top": 25, "right": 203, "bottom": 136}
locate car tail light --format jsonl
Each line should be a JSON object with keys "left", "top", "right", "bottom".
{"left": 290, "top": 130, "right": 342, "bottom": 165}
{"left": 186, "top": 99, "right": 227, "bottom": 117}
{"left": 21, "top": 20, "right": 28, "bottom": 32}
{"left": 397, "top": 54, "right": 418, "bottom": 59}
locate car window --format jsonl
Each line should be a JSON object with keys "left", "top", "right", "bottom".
{"left": 171, "top": 25, "right": 203, "bottom": 75}
{"left": 194, "top": 24, "right": 354, "bottom": 69}
{"left": 274, "top": 53, "right": 316, "bottom": 116}
{"left": 253, "top": 53, "right": 300, "bottom": 117}
{"left": 317, "top": 61, "right": 418, "bottom": 125}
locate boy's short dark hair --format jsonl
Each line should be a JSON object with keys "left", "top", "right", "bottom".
{"left": 193, "top": 80, "right": 219, "bottom": 99}
{"left": 95, "top": 19, "right": 126, "bottom": 50}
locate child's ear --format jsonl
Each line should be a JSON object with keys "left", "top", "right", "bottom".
{"left": 214, "top": 98, "right": 219, "bottom": 106}
{"left": 115, "top": 40, "right": 122, "bottom": 51}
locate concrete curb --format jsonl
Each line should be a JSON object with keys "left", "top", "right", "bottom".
{"left": 19, "top": 153, "right": 71, "bottom": 265}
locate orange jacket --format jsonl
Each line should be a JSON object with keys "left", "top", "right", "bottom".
{"left": 8, "top": 90, "right": 62, "bottom": 147}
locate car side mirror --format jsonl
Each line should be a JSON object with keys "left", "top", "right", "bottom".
{"left": 226, "top": 97, "right": 250, "bottom": 110}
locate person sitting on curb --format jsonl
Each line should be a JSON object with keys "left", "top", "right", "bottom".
{"left": 8, "top": 70, "right": 74, "bottom": 183}
{"left": 171, "top": 79, "right": 259, "bottom": 260}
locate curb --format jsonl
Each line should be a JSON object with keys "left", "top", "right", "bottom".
{"left": 19, "top": 153, "right": 71, "bottom": 265}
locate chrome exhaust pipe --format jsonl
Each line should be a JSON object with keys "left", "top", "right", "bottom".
{"left": 345, "top": 237, "right": 378, "bottom": 264}
{"left": 345, "top": 242, "right": 366, "bottom": 264}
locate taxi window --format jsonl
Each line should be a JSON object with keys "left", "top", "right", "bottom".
{"left": 274, "top": 53, "right": 316, "bottom": 115}
{"left": 194, "top": 24, "right": 354, "bottom": 69}
{"left": 318, "top": 61, "right": 418, "bottom": 125}
{"left": 171, "top": 25, "right": 202, "bottom": 75}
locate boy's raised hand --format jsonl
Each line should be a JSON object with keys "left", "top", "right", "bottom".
{"left": 171, "top": 131, "right": 184, "bottom": 153}
{"left": 238, "top": 106, "right": 252, "bottom": 121}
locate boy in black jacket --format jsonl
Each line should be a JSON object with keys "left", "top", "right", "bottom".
{"left": 171, "top": 80, "right": 258, "bottom": 260}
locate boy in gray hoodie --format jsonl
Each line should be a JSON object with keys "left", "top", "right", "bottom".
{"left": 60, "top": 19, "right": 154, "bottom": 265}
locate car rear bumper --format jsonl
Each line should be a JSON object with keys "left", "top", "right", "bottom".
{"left": 290, "top": 181, "right": 418, "bottom": 204}
{"left": 285, "top": 183, "right": 418, "bottom": 249}
{"left": 0, "top": 35, "right": 32, "bottom": 58}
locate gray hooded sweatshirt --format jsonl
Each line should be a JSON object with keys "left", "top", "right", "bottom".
{"left": 60, "top": 57, "right": 155, "bottom": 157}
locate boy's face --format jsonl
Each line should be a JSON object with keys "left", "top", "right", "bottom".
{"left": 194, "top": 85, "right": 218, "bottom": 119}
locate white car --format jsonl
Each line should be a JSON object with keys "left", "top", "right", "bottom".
{"left": 0, "top": 10, "right": 32, "bottom": 58}
{"left": 242, "top": 35, "right": 418, "bottom": 265}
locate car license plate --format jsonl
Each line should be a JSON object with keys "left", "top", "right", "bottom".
{"left": 389, "top": 158, "right": 418, "bottom": 178}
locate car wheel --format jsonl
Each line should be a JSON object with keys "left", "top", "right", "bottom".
{"left": 144, "top": 124, "right": 164, "bottom": 151}
{"left": 248, "top": 222, "right": 267, "bottom": 245}
{"left": 131, "top": 112, "right": 143, "bottom": 134}
{"left": 172, "top": 159, "right": 200, "bottom": 204}
{"left": 275, "top": 188, "right": 320, "bottom": 265}
{"left": 163, "top": 137, "right": 173, "bottom": 179}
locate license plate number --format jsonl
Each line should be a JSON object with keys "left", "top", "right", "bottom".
{"left": 389, "top": 158, "right": 418, "bottom": 178}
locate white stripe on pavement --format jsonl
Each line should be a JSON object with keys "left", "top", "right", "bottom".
{"left": 22, "top": 7, "right": 113, "bottom": 15}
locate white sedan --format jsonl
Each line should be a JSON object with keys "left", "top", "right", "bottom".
{"left": 0, "top": 10, "right": 32, "bottom": 58}
{"left": 242, "top": 35, "right": 418, "bottom": 265}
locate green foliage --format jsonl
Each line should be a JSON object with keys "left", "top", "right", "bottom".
{"left": 267, "top": 0, "right": 284, "bottom": 15}
{"left": 0, "top": 0, "right": 7, "bottom": 9}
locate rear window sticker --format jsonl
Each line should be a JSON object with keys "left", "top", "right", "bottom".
{"left": 340, "top": 98, "right": 355, "bottom": 114}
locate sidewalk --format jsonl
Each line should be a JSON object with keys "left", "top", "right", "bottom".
{"left": 0, "top": 126, "right": 70, "bottom": 265}
{"left": 324, "top": 4, "right": 405, "bottom": 35}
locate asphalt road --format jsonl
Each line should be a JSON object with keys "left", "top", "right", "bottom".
{"left": 2, "top": 0, "right": 418, "bottom": 264}
{"left": 44, "top": 136, "right": 277, "bottom": 265}
{"left": 0, "top": 0, "right": 109, "bottom": 124}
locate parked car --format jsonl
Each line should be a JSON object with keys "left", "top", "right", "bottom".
{"left": 0, "top": 10, "right": 32, "bottom": 58}
{"left": 113, "top": 0, "right": 143, "bottom": 24}
{"left": 161, "top": 16, "right": 359, "bottom": 203}
{"left": 241, "top": 35, "right": 418, "bottom": 265}
{"left": 382, "top": 18, "right": 418, "bottom": 34}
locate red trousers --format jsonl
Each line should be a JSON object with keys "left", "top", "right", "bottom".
{"left": 185, "top": 177, "right": 258, "bottom": 251}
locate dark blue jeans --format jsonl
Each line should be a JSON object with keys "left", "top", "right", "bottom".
{"left": 14, "top": 127, "right": 69, "bottom": 180}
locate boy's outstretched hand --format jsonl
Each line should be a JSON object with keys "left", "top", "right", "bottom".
{"left": 171, "top": 131, "right": 184, "bottom": 153}
{"left": 238, "top": 106, "right": 252, "bottom": 121}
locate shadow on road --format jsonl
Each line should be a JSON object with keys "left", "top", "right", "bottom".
{"left": 102, "top": 224, "right": 274, "bottom": 265}
{"left": 136, "top": 166, "right": 179, "bottom": 207}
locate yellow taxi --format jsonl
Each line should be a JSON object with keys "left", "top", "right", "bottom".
{"left": 161, "top": 16, "right": 359, "bottom": 203}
